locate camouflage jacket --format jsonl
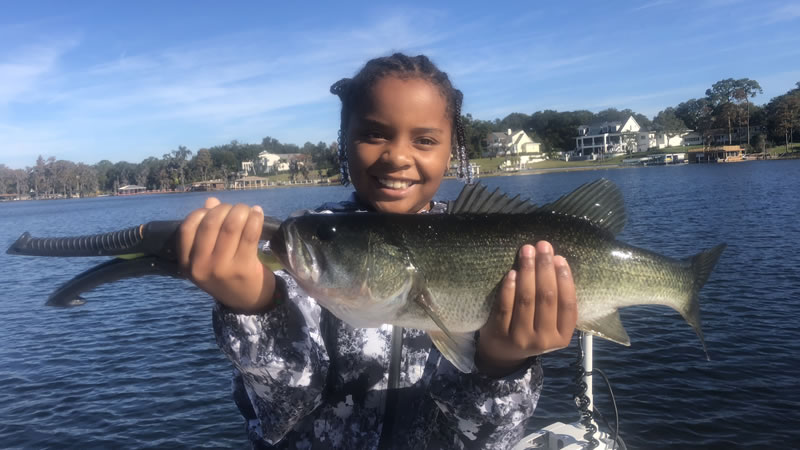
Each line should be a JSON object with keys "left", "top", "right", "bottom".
{"left": 212, "top": 195, "right": 543, "bottom": 449}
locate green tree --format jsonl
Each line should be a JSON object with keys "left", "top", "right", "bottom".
{"left": 705, "top": 78, "right": 761, "bottom": 146}
{"left": 731, "top": 78, "right": 763, "bottom": 146}
{"left": 163, "top": 145, "right": 192, "bottom": 188}
{"left": 767, "top": 91, "right": 800, "bottom": 151}
{"left": 194, "top": 149, "right": 213, "bottom": 181}
{"left": 94, "top": 160, "right": 115, "bottom": 192}
{"left": 675, "top": 98, "right": 710, "bottom": 131}
{"left": 652, "top": 107, "right": 688, "bottom": 140}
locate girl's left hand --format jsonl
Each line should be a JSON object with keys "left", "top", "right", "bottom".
{"left": 476, "top": 241, "right": 578, "bottom": 377}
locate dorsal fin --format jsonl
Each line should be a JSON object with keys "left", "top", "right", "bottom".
{"left": 448, "top": 182, "right": 537, "bottom": 215}
{"left": 536, "top": 178, "right": 626, "bottom": 235}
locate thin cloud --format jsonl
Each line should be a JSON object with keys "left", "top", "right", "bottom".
{"left": 762, "top": 3, "right": 800, "bottom": 24}
{"left": 631, "top": 0, "right": 675, "bottom": 12}
{"left": 0, "top": 39, "right": 78, "bottom": 104}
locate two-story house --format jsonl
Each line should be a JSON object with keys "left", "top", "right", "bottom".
{"left": 575, "top": 116, "right": 693, "bottom": 158}
{"left": 486, "top": 129, "right": 545, "bottom": 164}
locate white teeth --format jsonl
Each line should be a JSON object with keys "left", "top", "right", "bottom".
{"left": 378, "top": 178, "right": 412, "bottom": 189}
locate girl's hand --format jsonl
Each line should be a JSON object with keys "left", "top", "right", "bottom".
{"left": 178, "top": 197, "right": 277, "bottom": 313}
{"left": 476, "top": 241, "right": 578, "bottom": 377}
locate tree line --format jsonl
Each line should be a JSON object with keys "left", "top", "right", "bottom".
{"left": 1, "top": 78, "right": 798, "bottom": 198}
{"left": 462, "top": 79, "right": 799, "bottom": 158}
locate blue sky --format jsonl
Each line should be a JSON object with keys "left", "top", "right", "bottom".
{"left": 2, "top": 0, "right": 799, "bottom": 169}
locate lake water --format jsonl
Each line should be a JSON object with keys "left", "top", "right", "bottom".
{"left": 1, "top": 161, "right": 799, "bottom": 449}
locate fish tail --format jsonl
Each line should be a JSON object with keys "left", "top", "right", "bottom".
{"left": 683, "top": 243, "right": 727, "bottom": 360}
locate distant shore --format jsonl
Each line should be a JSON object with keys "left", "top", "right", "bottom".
{"left": 3, "top": 155, "right": 798, "bottom": 202}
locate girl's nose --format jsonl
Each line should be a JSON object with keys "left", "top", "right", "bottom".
{"left": 381, "top": 141, "right": 412, "bottom": 167}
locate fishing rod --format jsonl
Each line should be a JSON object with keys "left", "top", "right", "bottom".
{"left": 6, "top": 216, "right": 284, "bottom": 306}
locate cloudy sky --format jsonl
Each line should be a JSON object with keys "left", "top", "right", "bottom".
{"left": 1, "top": 0, "right": 799, "bottom": 168}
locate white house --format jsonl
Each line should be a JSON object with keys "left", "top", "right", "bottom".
{"left": 241, "top": 161, "right": 255, "bottom": 175}
{"left": 575, "top": 116, "right": 692, "bottom": 157}
{"left": 258, "top": 152, "right": 283, "bottom": 173}
{"left": 575, "top": 116, "right": 642, "bottom": 157}
{"left": 487, "top": 129, "right": 545, "bottom": 164}
{"left": 654, "top": 132, "right": 689, "bottom": 148}
{"left": 679, "top": 126, "right": 761, "bottom": 148}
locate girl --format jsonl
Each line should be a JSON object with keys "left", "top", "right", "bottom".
{"left": 178, "top": 53, "right": 577, "bottom": 449}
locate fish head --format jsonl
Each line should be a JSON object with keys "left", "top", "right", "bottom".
{"left": 271, "top": 213, "right": 413, "bottom": 320}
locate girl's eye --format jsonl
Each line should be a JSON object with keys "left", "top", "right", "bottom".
{"left": 417, "top": 137, "right": 437, "bottom": 146}
{"left": 364, "top": 131, "right": 385, "bottom": 140}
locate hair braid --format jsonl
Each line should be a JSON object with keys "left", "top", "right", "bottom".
{"left": 330, "top": 53, "right": 472, "bottom": 185}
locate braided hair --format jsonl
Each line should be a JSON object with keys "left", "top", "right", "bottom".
{"left": 330, "top": 53, "right": 472, "bottom": 185}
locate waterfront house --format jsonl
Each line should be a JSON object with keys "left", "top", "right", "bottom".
{"left": 232, "top": 176, "right": 272, "bottom": 189}
{"left": 241, "top": 161, "right": 255, "bottom": 175}
{"left": 575, "top": 116, "right": 690, "bottom": 158}
{"left": 681, "top": 126, "right": 762, "bottom": 148}
{"left": 486, "top": 129, "right": 545, "bottom": 164}
{"left": 687, "top": 145, "right": 745, "bottom": 163}
{"left": 117, "top": 185, "right": 146, "bottom": 195}
{"left": 257, "top": 152, "right": 283, "bottom": 173}
{"left": 190, "top": 179, "right": 226, "bottom": 191}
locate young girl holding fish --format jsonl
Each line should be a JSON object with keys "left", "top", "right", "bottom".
{"left": 179, "top": 53, "right": 577, "bottom": 449}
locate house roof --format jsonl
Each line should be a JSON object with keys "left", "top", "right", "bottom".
{"left": 578, "top": 116, "right": 643, "bottom": 135}
{"left": 489, "top": 130, "right": 525, "bottom": 144}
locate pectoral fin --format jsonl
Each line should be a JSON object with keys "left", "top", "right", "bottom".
{"left": 580, "top": 310, "right": 631, "bottom": 346}
{"left": 413, "top": 287, "right": 476, "bottom": 373}
{"left": 429, "top": 330, "right": 476, "bottom": 373}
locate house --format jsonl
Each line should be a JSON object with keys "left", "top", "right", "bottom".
{"left": 275, "top": 153, "right": 313, "bottom": 173}
{"left": 257, "top": 151, "right": 283, "bottom": 173}
{"left": 117, "top": 185, "right": 146, "bottom": 195}
{"left": 687, "top": 145, "right": 745, "bottom": 163}
{"left": 190, "top": 179, "right": 226, "bottom": 191}
{"left": 654, "top": 132, "right": 690, "bottom": 149}
{"left": 232, "top": 176, "right": 273, "bottom": 190}
{"left": 574, "top": 115, "right": 695, "bottom": 157}
{"left": 575, "top": 116, "right": 643, "bottom": 157}
{"left": 681, "top": 126, "right": 762, "bottom": 148}
{"left": 486, "top": 129, "right": 545, "bottom": 164}
{"left": 241, "top": 161, "right": 255, "bottom": 175}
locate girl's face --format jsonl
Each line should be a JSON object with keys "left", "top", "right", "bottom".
{"left": 346, "top": 76, "right": 452, "bottom": 214}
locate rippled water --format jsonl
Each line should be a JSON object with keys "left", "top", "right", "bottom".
{"left": 1, "top": 161, "right": 798, "bottom": 449}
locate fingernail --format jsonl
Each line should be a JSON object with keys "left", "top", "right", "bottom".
{"left": 537, "top": 243, "right": 552, "bottom": 265}
{"left": 507, "top": 270, "right": 517, "bottom": 282}
{"left": 521, "top": 245, "right": 535, "bottom": 267}
{"left": 537, "top": 241, "right": 552, "bottom": 255}
{"left": 252, "top": 205, "right": 263, "bottom": 214}
{"left": 556, "top": 258, "right": 570, "bottom": 278}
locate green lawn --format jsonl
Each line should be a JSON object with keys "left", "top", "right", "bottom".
{"left": 471, "top": 146, "right": 704, "bottom": 173}
{"left": 765, "top": 144, "right": 800, "bottom": 157}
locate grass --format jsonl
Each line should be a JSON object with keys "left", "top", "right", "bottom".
{"left": 765, "top": 144, "right": 800, "bottom": 157}
{"left": 471, "top": 146, "right": 705, "bottom": 173}
{"left": 245, "top": 144, "right": 797, "bottom": 186}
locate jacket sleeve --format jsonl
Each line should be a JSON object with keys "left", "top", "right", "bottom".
{"left": 212, "top": 271, "right": 330, "bottom": 445}
{"left": 428, "top": 355, "right": 543, "bottom": 449}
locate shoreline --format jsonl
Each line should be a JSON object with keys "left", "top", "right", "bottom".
{"left": 3, "top": 157, "right": 797, "bottom": 202}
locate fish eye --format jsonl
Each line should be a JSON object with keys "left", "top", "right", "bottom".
{"left": 316, "top": 224, "right": 336, "bottom": 241}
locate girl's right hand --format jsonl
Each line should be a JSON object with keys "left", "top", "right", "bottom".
{"left": 178, "top": 197, "right": 277, "bottom": 313}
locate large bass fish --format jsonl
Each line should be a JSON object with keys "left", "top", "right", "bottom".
{"left": 7, "top": 179, "right": 724, "bottom": 373}
{"left": 268, "top": 179, "right": 725, "bottom": 373}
